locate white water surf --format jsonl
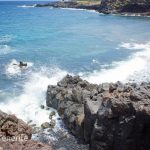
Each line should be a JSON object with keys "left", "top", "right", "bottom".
{"left": 0, "top": 41, "right": 150, "bottom": 136}
{"left": 82, "top": 42, "right": 150, "bottom": 83}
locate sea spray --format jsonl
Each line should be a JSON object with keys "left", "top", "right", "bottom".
{"left": 1, "top": 42, "right": 150, "bottom": 128}
{"left": 0, "top": 67, "right": 67, "bottom": 129}
{"left": 0, "top": 35, "right": 14, "bottom": 55}
{"left": 0, "top": 45, "right": 13, "bottom": 55}
{"left": 5, "top": 59, "right": 33, "bottom": 77}
{"left": 17, "top": 4, "right": 36, "bottom": 8}
{"left": 82, "top": 42, "right": 150, "bottom": 83}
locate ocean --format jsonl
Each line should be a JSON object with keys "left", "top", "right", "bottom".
{"left": 0, "top": 1, "right": 150, "bottom": 130}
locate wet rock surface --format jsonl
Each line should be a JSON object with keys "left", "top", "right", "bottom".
{"left": 47, "top": 75, "right": 150, "bottom": 150}
{"left": 53, "top": 132, "right": 89, "bottom": 150}
{"left": 46, "top": 129, "right": 89, "bottom": 150}
{"left": 41, "top": 122, "right": 51, "bottom": 129}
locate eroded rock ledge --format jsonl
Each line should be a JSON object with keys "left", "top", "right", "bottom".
{"left": 0, "top": 110, "right": 53, "bottom": 150}
{"left": 46, "top": 75, "right": 150, "bottom": 150}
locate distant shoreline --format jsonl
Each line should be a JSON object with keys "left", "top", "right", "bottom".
{"left": 35, "top": 1, "right": 100, "bottom": 12}
{"left": 35, "top": 1, "right": 150, "bottom": 17}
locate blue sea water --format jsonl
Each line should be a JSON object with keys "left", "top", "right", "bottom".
{"left": 0, "top": 1, "right": 150, "bottom": 127}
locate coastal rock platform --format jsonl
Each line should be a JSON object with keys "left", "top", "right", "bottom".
{"left": 47, "top": 75, "right": 150, "bottom": 150}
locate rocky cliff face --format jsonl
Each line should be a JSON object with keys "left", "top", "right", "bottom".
{"left": 100, "top": 0, "right": 150, "bottom": 14}
{"left": 0, "top": 110, "right": 53, "bottom": 150}
{"left": 47, "top": 75, "right": 150, "bottom": 150}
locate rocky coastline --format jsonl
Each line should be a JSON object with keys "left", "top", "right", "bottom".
{"left": 1, "top": 74, "right": 150, "bottom": 150}
{"left": 0, "top": 100, "right": 89, "bottom": 150}
{"left": 99, "top": 0, "right": 150, "bottom": 17}
{"left": 46, "top": 75, "right": 150, "bottom": 150}
{"left": 36, "top": 1, "right": 100, "bottom": 12}
{"left": 35, "top": 1, "right": 150, "bottom": 17}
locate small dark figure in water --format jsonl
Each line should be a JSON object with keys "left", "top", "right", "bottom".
{"left": 19, "top": 61, "right": 27, "bottom": 68}
{"left": 13, "top": 61, "right": 27, "bottom": 68}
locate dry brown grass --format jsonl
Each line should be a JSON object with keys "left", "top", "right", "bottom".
{"left": 77, "top": 0, "right": 100, "bottom": 5}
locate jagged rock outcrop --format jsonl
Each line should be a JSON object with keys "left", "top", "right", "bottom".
{"left": 99, "top": 0, "right": 150, "bottom": 15}
{"left": 0, "top": 110, "right": 53, "bottom": 150}
{"left": 46, "top": 75, "right": 96, "bottom": 139}
{"left": 46, "top": 75, "right": 150, "bottom": 150}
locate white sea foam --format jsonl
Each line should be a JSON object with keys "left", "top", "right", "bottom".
{"left": 0, "top": 35, "right": 14, "bottom": 55}
{"left": 60, "top": 7, "right": 99, "bottom": 14}
{"left": 1, "top": 41, "right": 150, "bottom": 138}
{"left": 118, "top": 42, "right": 150, "bottom": 50}
{"left": 92, "top": 59, "right": 99, "bottom": 64}
{"left": 82, "top": 42, "right": 150, "bottom": 83}
{"left": 0, "top": 35, "right": 12, "bottom": 43}
{"left": 112, "top": 13, "right": 150, "bottom": 18}
{"left": 17, "top": 4, "right": 36, "bottom": 8}
{"left": 0, "top": 44, "right": 12, "bottom": 55}
{"left": 5, "top": 59, "right": 33, "bottom": 76}
{"left": 0, "top": 67, "right": 67, "bottom": 129}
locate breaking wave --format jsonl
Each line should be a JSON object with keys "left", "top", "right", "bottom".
{"left": 5, "top": 59, "right": 33, "bottom": 77}
{"left": 0, "top": 35, "right": 14, "bottom": 55}
{"left": 60, "top": 7, "right": 100, "bottom": 14}
{"left": 0, "top": 44, "right": 12, "bottom": 55}
{"left": 82, "top": 42, "right": 150, "bottom": 83}
{"left": 17, "top": 4, "right": 36, "bottom": 8}
{"left": 0, "top": 35, "right": 12, "bottom": 43}
{"left": 0, "top": 66, "right": 67, "bottom": 129}
{"left": 0, "top": 41, "right": 150, "bottom": 133}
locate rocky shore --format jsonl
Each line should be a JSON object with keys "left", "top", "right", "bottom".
{"left": 0, "top": 103, "right": 89, "bottom": 150}
{"left": 1, "top": 74, "right": 150, "bottom": 150}
{"left": 47, "top": 75, "right": 150, "bottom": 150}
{"left": 35, "top": 0, "right": 150, "bottom": 17}
{"left": 0, "top": 110, "right": 53, "bottom": 150}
